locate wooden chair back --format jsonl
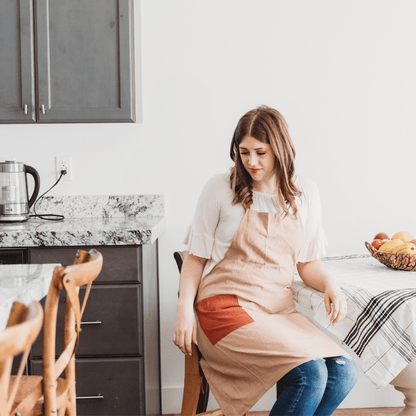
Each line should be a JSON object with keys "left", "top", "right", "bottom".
{"left": 173, "top": 251, "right": 222, "bottom": 416}
{"left": 0, "top": 301, "right": 44, "bottom": 416}
{"left": 10, "top": 249, "right": 103, "bottom": 416}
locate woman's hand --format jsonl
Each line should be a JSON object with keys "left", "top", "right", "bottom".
{"left": 297, "top": 259, "right": 347, "bottom": 325}
{"left": 173, "top": 303, "right": 198, "bottom": 355}
{"left": 172, "top": 252, "right": 207, "bottom": 355}
{"left": 323, "top": 280, "right": 347, "bottom": 325}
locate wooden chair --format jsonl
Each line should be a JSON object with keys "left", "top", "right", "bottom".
{"left": 0, "top": 301, "right": 44, "bottom": 416}
{"left": 173, "top": 251, "right": 222, "bottom": 416}
{"left": 9, "top": 249, "right": 103, "bottom": 416}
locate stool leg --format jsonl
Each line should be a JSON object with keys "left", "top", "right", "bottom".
{"left": 390, "top": 359, "right": 416, "bottom": 416}
{"left": 181, "top": 344, "right": 203, "bottom": 416}
{"left": 196, "top": 377, "right": 210, "bottom": 414}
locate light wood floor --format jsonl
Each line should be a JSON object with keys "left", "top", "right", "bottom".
{"left": 168, "top": 408, "right": 403, "bottom": 416}
{"left": 247, "top": 408, "right": 403, "bottom": 416}
{"left": 333, "top": 408, "right": 402, "bottom": 415}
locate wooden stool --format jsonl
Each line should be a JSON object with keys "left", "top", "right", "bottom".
{"left": 0, "top": 301, "right": 43, "bottom": 416}
{"left": 10, "top": 249, "right": 103, "bottom": 416}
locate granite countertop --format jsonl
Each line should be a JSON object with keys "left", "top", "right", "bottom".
{"left": 0, "top": 195, "right": 165, "bottom": 247}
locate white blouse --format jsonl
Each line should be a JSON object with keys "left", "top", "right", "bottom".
{"left": 183, "top": 172, "right": 328, "bottom": 278}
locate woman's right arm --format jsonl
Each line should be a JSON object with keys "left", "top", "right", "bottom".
{"left": 173, "top": 174, "right": 228, "bottom": 354}
{"left": 173, "top": 252, "right": 207, "bottom": 355}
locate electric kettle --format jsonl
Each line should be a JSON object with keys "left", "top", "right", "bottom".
{"left": 0, "top": 161, "right": 40, "bottom": 222}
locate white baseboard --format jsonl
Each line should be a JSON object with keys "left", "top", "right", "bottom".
{"left": 339, "top": 379, "right": 404, "bottom": 409}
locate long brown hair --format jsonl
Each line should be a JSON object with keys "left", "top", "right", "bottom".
{"left": 229, "top": 105, "right": 301, "bottom": 215}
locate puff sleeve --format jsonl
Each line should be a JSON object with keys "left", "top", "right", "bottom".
{"left": 183, "top": 174, "right": 226, "bottom": 259}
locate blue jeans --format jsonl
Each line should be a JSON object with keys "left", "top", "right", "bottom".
{"left": 270, "top": 356, "right": 358, "bottom": 416}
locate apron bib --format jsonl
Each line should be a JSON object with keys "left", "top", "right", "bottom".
{"left": 195, "top": 209, "right": 346, "bottom": 416}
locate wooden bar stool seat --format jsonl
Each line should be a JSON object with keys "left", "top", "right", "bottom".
{"left": 11, "top": 375, "right": 69, "bottom": 415}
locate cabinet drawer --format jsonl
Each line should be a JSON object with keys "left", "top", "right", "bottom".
{"left": 29, "top": 246, "right": 142, "bottom": 284}
{"left": 30, "top": 357, "right": 145, "bottom": 416}
{"left": 0, "top": 248, "right": 28, "bottom": 264}
{"left": 31, "top": 285, "right": 143, "bottom": 357}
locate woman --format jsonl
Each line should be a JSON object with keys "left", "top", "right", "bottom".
{"left": 173, "top": 106, "right": 358, "bottom": 416}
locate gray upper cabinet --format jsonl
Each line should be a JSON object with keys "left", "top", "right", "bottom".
{"left": 0, "top": 0, "right": 136, "bottom": 124}
{"left": 0, "top": 0, "right": 36, "bottom": 122}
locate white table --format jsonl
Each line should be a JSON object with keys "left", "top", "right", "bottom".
{"left": 0, "top": 263, "right": 60, "bottom": 330}
{"left": 292, "top": 254, "right": 416, "bottom": 415}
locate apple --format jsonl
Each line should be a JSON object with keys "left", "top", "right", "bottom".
{"left": 374, "top": 232, "right": 389, "bottom": 240}
{"left": 371, "top": 239, "right": 386, "bottom": 250}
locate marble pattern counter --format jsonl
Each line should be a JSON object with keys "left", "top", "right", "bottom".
{"left": 0, "top": 194, "right": 165, "bottom": 247}
{"left": 31, "top": 195, "right": 164, "bottom": 219}
{"left": 0, "top": 263, "right": 59, "bottom": 330}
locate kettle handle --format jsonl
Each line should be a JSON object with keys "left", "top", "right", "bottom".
{"left": 25, "top": 165, "right": 41, "bottom": 208}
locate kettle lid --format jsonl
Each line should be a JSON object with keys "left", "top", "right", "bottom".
{"left": 0, "top": 160, "right": 25, "bottom": 172}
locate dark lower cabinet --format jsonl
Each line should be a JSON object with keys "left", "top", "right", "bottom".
{"left": 31, "top": 285, "right": 143, "bottom": 357}
{"left": 29, "top": 243, "right": 161, "bottom": 416}
{"left": 31, "top": 357, "right": 145, "bottom": 416}
{"left": 0, "top": 248, "right": 28, "bottom": 264}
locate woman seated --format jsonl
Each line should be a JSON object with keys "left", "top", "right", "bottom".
{"left": 173, "top": 106, "right": 358, "bottom": 416}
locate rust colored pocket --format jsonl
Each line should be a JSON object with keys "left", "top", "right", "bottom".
{"left": 196, "top": 294, "right": 254, "bottom": 345}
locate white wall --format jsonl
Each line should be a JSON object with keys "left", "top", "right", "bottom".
{"left": 2, "top": 1, "right": 416, "bottom": 413}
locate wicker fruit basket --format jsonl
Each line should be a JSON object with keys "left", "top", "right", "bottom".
{"left": 365, "top": 242, "right": 416, "bottom": 271}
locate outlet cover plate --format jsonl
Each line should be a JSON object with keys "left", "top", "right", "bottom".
{"left": 55, "top": 156, "right": 72, "bottom": 181}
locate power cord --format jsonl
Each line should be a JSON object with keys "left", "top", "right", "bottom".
{"left": 30, "top": 169, "right": 66, "bottom": 221}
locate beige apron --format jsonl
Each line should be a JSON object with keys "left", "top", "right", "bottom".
{"left": 195, "top": 208, "right": 346, "bottom": 416}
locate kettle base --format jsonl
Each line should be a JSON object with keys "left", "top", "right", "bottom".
{"left": 0, "top": 216, "right": 30, "bottom": 223}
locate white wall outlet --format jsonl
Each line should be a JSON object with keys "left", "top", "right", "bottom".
{"left": 55, "top": 156, "right": 73, "bottom": 181}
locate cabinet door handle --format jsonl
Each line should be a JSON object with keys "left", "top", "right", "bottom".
{"left": 42, "top": 104, "right": 46, "bottom": 114}
{"left": 24, "top": 104, "right": 28, "bottom": 114}
{"left": 76, "top": 395, "right": 104, "bottom": 400}
{"left": 81, "top": 320, "right": 102, "bottom": 325}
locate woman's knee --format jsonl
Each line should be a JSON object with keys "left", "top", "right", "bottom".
{"left": 281, "top": 358, "right": 328, "bottom": 391}
{"left": 273, "top": 359, "right": 329, "bottom": 415}
{"left": 326, "top": 356, "right": 358, "bottom": 393}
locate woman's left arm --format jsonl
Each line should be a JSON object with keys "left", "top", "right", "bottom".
{"left": 297, "top": 259, "right": 347, "bottom": 324}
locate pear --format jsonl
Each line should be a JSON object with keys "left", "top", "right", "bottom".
{"left": 392, "top": 243, "right": 416, "bottom": 255}
{"left": 391, "top": 231, "right": 414, "bottom": 243}
{"left": 379, "top": 239, "right": 404, "bottom": 253}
